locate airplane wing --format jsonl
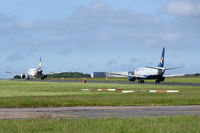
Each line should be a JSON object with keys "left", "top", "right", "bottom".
{"left": 165, "top": 67, "right": 184, "bottom": 70}
{"left": 146, "top": 66, "right": 183, "bottom": 71}
{"left": 5, "top": 71, "right": 24, "bottom": 74}
{"left": 145, "top": 66, "right": 164, "bottom": 70}
{"left": 163, "top": 74, "right": 185, "bottom": 78}
{"left": 107, "top": 72, "right": 131, "bottom": 77}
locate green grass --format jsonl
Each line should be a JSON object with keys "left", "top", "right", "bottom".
{"left": 1, "top": 79, "right": 199, "bottom": 133}
{"left": 0, "top": 115, "right": 200, "bottom": 133}
{"left": 46, "top": 76, "right": 200, "bottom": 83}
{"left": 165, "top": 77, "right": 200, "bottom": 83}
{"left": 0, "top": 80, "right": 200, "bottom": 107}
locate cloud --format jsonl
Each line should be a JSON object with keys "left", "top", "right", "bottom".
{"left": 106, "top": 60, "right": 118, "bottom": 66}
{"left": 0, "top": 1, "right": 198, "bottom": 50}
{"left": 23, "top": 2, "right": 163, "bottom": 46}
{"left": 160, "top": 33, "right": 182, "bottom": 42}
{"left": 5, "top": 22, "right": 36, "bottom": 32}
{"left": 7, "top": 53, "right": 24, "bottom": 62}
{"left": 0, "top": 13, "right": 30, "bottom": 33}
{"left": 0, "top": 1, "right": 181, "bottom": 51}
{"left": 164, "top": 0, "right": 200, "bottom": 17}
{"left": 130, "top": 57, "right": 141, "bottom": 63}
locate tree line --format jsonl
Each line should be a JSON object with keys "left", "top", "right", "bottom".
{"left": 47, "top": 72, "right": 91, "bottom": 78}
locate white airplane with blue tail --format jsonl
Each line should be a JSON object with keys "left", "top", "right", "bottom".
{"left": 111, "top": 48, "right": 183, "bottom": 84}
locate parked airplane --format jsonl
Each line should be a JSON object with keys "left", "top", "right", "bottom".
{"left": 111, "top": 48, "right": 183, "bottom": 84}
{"left": 6, "top": 57, "right": 47, "bottom": 80}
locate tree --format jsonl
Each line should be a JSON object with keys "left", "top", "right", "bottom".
{"left": 14, "top": 75, "right": 21, "bottom": 79}
{"left": 47, "top": 72, "right": 91, "bottom": 78}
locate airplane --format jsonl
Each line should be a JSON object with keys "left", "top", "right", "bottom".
{"left": 110, "top": 47, "right": 183, "bottom": 84}
{"left": 6, "top": 57, "right": 47, "bottom": 80}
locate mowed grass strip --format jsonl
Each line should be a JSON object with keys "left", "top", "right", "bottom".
{"left": 0, "top": 115, "right": 200, "bottom": 133}
{"left": 47, "top": 76, "right": 200, "bottom": 83}
{"left": 0, "top": 80, "right": 200, "bottom": 107}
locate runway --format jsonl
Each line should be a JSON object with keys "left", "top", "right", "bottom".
{"left": 1, "top": 105, "right": 200, "bottom": 119}
{"left": 34, "top": 79, "right": 200, "bottom": 86}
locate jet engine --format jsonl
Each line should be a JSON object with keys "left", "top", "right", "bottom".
{"left": 128, "top": 71, "right": 136, "bottom": 81}
{"left": 21, "top": 74, "right": 26, "bottom": 79}
{"left": 128, "top": 76, "right": 136, "bottom": 81}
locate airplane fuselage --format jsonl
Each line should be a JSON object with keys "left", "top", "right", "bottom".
{"left": 134, "top": 67, "right": 164, "bottom": 79}
{"left": 27, "top": 68, "right": 43, "bottom": 77}
{"left": 128, "top": 67, "right": 165, "bottom": 83}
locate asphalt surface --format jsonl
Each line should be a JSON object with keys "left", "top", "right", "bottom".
{"left": 33, "top": 79, "right": 200, "bottom": 86}
{"left": 1, "top": 106, "right": 200, "bottom": 119}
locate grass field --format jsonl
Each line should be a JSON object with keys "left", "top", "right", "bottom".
{"left": 164, "top": 76, "right": 200, "bottom": 83}
{"left": 0, "top": 115, "right": 200, "bottom": 133}
{"left": 1, "top": 79, "right": 200, "bottom": 133}
{"left": 46, "top": 76, "right": 200, "bottom": 83}
{"left": 0, "top": 79, "right": 200, "bottom": 107}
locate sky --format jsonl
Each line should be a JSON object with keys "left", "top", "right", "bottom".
{"left": 0, "top": 0, "right": 200, "bottom": 77}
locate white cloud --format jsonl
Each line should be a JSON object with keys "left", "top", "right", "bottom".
{"left": 5, "top": 22, "right": 36, "bottom": 31}
{"left": 7, "top": 53, "right": 24, "bottom": 61}
{"left": 0, "top": 1, "right": 198, "bottom": 50}
{"left": 106, "top": 60, "right": 118, "bottom": 66}
{"left": 164, "top": 0, "right": 200, "bottom": 16}
{"left": 160, "top": 33, "right": 182, "bottom": 42}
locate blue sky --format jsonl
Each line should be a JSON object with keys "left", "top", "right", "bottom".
{"left": 0, "top": 0, "right": 200, "bottom": 77}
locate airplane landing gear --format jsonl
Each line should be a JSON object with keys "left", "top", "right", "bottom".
{"left": 138, "top": 79, "right": 145, "bottom": 84}
{"left": 26, "top": 76, "right": 31, "bottom": 80}
{"left": 155, "top": 80, "right": 160, "bottom": 84}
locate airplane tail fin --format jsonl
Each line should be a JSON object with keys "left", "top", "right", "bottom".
{"left": 38, "top": 57, "right": 42, "bottom": 68}
{"left": 157, "top": 47, "right": 165, "bottom": 68}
